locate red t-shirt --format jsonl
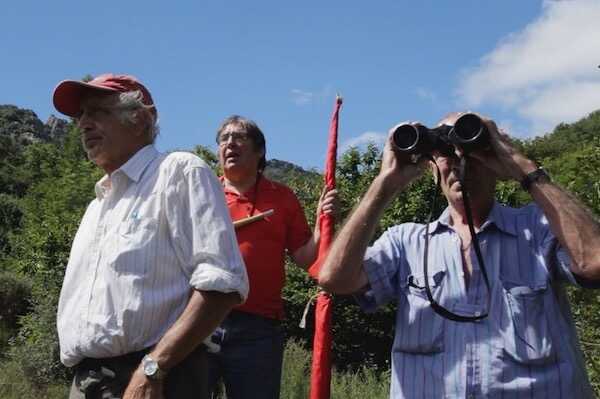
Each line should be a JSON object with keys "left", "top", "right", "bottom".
{"left": 223, "top": 176, "right": 312, "bottom": 320}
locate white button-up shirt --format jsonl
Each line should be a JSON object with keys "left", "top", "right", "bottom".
{"left": 57, "top": 145, "right": 248, "bottom": 367}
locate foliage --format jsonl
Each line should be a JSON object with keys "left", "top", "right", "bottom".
{"left": 523, "top": 110, "right": 600, "bottom": 162}
{"left": 2, "top": 124, "right": 99, "bottom": 386}
{"left": 280, "top": 340, "right": 390, "bottom": 399}
{"left": 0, "top": 358, "right": 68, "bottom": 399}
{"left": 0, "top": 340, "right": 388, "bottom": 399}
{"left": 1, "top": 103, "right": 599, "bottom": 395}
{"left": 193, "top": 144, "right": 220, "bottom": 173}
{"left": 0, "top": 271, "right": 32, "bottom": 355}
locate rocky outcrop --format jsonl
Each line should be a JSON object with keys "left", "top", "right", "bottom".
{"left": 0, "top": 105, "right": 69, "bottom": 146}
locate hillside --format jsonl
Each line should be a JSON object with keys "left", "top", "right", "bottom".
{"left": 0, "top": 105, "right": 68, "bottom": 146}
{"left": 264, "top": 158, "right": 320, "bottom": 184}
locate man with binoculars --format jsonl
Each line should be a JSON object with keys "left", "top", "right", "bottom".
{"left": 319, "top": 113, "right": 600, "bottom": 398}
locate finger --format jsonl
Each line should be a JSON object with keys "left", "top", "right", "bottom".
{"left": 481, "top": 118, "right": 500, "bottom": 137}
{"left": 321, "top": 196, "right": 335, "bottom": 206}
{"left": 323, "top": 189, "right": 338, "bottom": 200}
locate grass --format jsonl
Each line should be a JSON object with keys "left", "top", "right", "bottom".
{"left": 0, "top": 358, "right": 68, "bottom": 399}
{"left": 0, "top": 339, "right": 389, "bottom": 399}
{"left": 281, "top": 340, "right": 389, "bottom": 399}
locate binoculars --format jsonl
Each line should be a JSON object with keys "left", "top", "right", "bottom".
{"left": 392, "top": 113, "right": 489, "bottom": 155}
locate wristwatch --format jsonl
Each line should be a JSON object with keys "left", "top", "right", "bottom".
{"left": 142, "top": 354, "right": 167, "bottom": 381}
{"left": 520, "top": 167, "right": 550, "bottom": 191}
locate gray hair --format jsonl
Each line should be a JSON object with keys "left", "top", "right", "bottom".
{"left": 115, "top": 90, "right": 160, "bottom": 142}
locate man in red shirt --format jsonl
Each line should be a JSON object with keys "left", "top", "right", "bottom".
{"left": 207, "top": 115, "right": 336, "bottom": 399}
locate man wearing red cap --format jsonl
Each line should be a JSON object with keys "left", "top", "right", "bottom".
{"left": 53, "top": 74, "right": 249, "bottom": 399}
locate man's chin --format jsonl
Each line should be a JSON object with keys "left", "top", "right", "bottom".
{"left": 223, "top": 159, "right": 244, "bottom": 171}
{"left": 85, "top": 148, "right": 105, "bottom": 166}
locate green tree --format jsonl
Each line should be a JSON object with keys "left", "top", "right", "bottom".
{"left": 4, "top": 124, "right": 100, "bottom": 385}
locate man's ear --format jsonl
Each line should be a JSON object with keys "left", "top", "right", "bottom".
{"left": 429, "top": 160, "right": 438, "bottom": 185}
{"left": 132, "top": 110, "right": 152, "bottom": 139}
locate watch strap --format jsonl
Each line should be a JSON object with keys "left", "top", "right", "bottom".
{"left": 520, "top": 167, "right": 550, "bottom": 191}
{"left": 142, "top": 354, "right": 167, "bottom": 381}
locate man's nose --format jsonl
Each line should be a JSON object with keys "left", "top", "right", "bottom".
{"left": 224, "top": 136, "right": 240, "bottom": 147}
{"left": 77, "top": 112, "right": 94, "bottom": 131}
{"left": 454, "top": 147, "right": 465, "bottom": 159}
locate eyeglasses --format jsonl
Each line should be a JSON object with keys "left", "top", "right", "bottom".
{"left": 218, "top": 131, "right": 251, "bottom": 145}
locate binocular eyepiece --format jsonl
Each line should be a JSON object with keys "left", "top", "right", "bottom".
{"left": 392, "top": 113, "right": 489, "bottom": 155}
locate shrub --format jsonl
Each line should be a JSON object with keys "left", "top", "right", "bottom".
{"left": 0, "top": 358, "right": 68, "bottom": 399}
{"left": 0, "top": 271, "right": 32, "bottom": 355}
{"left": 0, "top": 271, "right": 31, "bottom": 329}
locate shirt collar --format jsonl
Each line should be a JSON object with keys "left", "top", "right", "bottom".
{"left": 94, "top": 145, "right": 159, "bottom": 199}
{"left": 94, "top": 175, "right": 111, "bottom": 199}
{"left": 427, "top": 201, "right": 517, "bottom": 236}
{"left": 118, "top": 145, "right": 159, "bottom": 183}
{"left": 427, "top": 207, "right": 452, "bottom": 235}
{"left": 221, "top": 174, "right": 271, "bottom": 197}
{"left": 480, "top": 201, "right": 518, "bottom": 236}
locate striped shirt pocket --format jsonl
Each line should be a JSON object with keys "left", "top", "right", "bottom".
{"left": 501, "top": 282, "right": 555, "bottom": 365}
{"left": 393, "top": 270, "right": 446, "bottom": 354}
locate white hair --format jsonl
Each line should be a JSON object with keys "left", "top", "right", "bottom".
{"left": 115, "top": 90, "right": 160, "bottom": 142}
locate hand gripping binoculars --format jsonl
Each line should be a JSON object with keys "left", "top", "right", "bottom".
{"left": 392, "top": 113, "right": 490, "bottom": 155}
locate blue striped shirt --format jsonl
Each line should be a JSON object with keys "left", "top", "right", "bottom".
{"left": 357, "top": 202, "right": 594, "bottom": 399}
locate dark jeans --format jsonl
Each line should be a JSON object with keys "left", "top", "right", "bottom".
{"left": 207, "top": 310, "right": 285, "bottom": 399}
{"left": 69, "top": 345, "right": 208, "bottom": 399}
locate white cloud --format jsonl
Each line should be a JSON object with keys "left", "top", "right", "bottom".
{"left": 416, "top": 87, "right": 437, "bottom": 102}
{"left": 340, "top": 131, "right": 386, "bottom": 153}
{"left": 457, "top": 0, "right": 600, "bottom": 134}
{"left": 290, "top": 89, "right": 314, "bottom": 106}
{"left": 290, "top": 85, "right": 335, "bottom": 106}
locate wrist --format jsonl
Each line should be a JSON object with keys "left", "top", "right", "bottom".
{"left": 375, "top": 172, "right": 409, "bottom": 196}
{"left": 520, "top": 167, "right": 551, "bottom": 192}
{"left": 142, "top": 354, "right": 168, "bottom": 382}
{"left": 312, "top": 227, "right": 321, "bottom": 242}
{"left": 511, "top": 157, "right": 538, "bottom": 181}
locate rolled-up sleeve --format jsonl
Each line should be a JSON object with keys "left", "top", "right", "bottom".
{"left": 165, "top": 160, "right": 249, "bottom": 301}
{"left": 529, "top": 205, "right": 578, "bottom": 286}
{"left": 355, "top": 226, "right": 404, "bottom": 312}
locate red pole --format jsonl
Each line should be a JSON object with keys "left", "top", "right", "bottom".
{"left": 307, "top": 95, "right": 342, "bottom": 399}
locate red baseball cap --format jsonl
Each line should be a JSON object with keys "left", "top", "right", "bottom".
{"left": 52, "top": 73, "right": 156, "bottom": 117}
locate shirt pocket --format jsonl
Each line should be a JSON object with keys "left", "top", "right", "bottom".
{"left": 500, "top": 281, "right": 555, "bottom": 365}
{"left": 108, "top": 217, "right": 159, "bottom": 275}
{"left": 118, "top": 217, "right": 158, "bottom": 246}
{"left": 393, "top": 270, "right": 446, "bottom": 354}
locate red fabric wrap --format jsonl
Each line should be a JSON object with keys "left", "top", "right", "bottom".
{"left": 308, "top": 96, "right": 342, "bottom": 399}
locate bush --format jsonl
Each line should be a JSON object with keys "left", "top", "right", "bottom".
{"left": 0, "top": 271, "right": 32, "bottom": 355}
{"left": 0, "top": 358, "right": 68, "bottom": 399}
{"left": 280, "top": 339, "right": 390, "bottom": 399}
{"left": 8, "top": 270, "right": 70, "bottom": 387}
{"left": 0, "top": 271, "right": 31, "bottom": 330}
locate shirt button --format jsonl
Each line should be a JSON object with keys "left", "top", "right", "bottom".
{"left": 474, "top": 311, "right": 481, "bottom": 317}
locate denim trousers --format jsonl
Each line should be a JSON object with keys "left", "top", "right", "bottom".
{"left": 207, "top": 310, "right": 285, "bottom": 399}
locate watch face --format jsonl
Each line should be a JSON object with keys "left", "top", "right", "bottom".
{"left": 143, "top": 357, "right": 158, "bottom": 376}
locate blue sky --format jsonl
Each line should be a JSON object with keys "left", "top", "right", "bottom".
{"left": 2, "top": 1, "right": 600, "bottom": 170}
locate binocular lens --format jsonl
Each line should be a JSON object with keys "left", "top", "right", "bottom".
{"left": 392, "top": 124, "right": 420, "bottom": 152}
{"left": 391, "top": 113, "right": 489, "bottom": 156}
{"left": 453, "top": 113, "right": 484, "bottom": 141}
